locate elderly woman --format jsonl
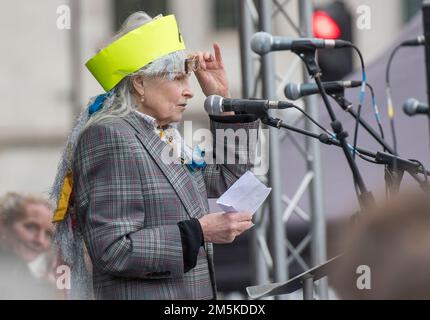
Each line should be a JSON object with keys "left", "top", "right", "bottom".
{"left": 51, "top": 12, "right": 258, "bottom": 300}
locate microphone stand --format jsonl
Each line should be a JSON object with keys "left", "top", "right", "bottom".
{"left": 329, "top": 91, "right": 394, "bottom": 153}
{"left": 259, "top": 114, "right": 430, "bottom": 192}
{"left": 329, "top": 91, "right": 405, "bottom": 196}
{"left": 292, "top": 47, "right": 375, "bottom": 211}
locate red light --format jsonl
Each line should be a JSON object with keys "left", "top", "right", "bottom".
{"left": 313, "top": 11, "right": 341, "bottom": 39}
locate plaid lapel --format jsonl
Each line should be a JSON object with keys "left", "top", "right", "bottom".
{"left": 123, "top": 112, "right": 203, "bottom": 220}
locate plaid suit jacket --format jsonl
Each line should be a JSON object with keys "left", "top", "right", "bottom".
{"left": 72, "top": 111, "right": 259, "bottom": 300}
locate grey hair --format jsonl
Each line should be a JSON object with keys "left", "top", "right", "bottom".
{"left": 0, "top": 192, "right": 52, "bottom": 226}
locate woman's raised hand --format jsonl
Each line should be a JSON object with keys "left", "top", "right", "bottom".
{"left": 194, "top": 43, "right": 230, "bottom": 98}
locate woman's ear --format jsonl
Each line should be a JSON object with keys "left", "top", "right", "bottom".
{"left": 132, "top": 76, "right": 145, "bottom": 96}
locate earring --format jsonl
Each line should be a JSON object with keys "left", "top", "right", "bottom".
{"left": 140, "top": 95, "right": 145, "bottom": 103}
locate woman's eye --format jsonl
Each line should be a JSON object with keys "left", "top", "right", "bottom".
{"left": 24, "top": 223, "right": 38, "bottom": 232}
{"left": 174, "top": 73, "right": 190, "bottom": 81}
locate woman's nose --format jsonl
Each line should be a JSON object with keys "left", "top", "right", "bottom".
{"left": 34, "top": 231, "right": 50, "bottom": 250}
{"left": 183, "top": 88, "right": 194, "bottom": 99}
{"left": 183, "top": 82, "right": 194, "bottom": 99}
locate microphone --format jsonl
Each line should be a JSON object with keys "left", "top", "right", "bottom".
{"left": 250, "top": 31, "right": 352, "bottom": 55}
{"left": 284, "top": 81, "right": 362, "bottom": 100}
{"left": 401, "top": 35, "right": 425, "bottom": 47}
{"left": 403, "top": 98, "right": 428, "bottom": 116}
{"left": 204, "top": 95, "right": 295, "bottom": 115}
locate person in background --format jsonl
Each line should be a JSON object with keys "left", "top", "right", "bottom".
{"left": 331, "top": 191, "right": 430, "bottom": 299}
{"left": 0, "top": 192, "right": 57, "bottom": 299}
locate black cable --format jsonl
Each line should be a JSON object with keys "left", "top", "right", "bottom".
{"left": 289, "top": 105, "right": 328, "bottom": 134}
{"left": 409, "top": 159, "right": 429, "bottom": 184}
{"left": 357, "top": 153, "right": 379, "bottom": 164}
{"left": 365, "top": 82, "right": 388, "bottom": 197}
{"left": 350, "top": 45, "right": 367, "bottom": 162}
{"left": 385, "top": 45, "right": 401, "bottom": 90}
{"left": 352, "top": 103, "right": 362, "bottom": 161}
{"left": 385, "top": 44, "right": 402, "bottom": 156}
{"left": 351, "top": 45, "right": 366, "bottom": 85}
{"left": 365, "top": 83, "right": 385, "bottom": 142}
{"left": 384, "top": 44, "right": 404, "bottom": 190}
{"left": 390, "top": 118, "right": 398, "bottom": 159}
{"left": 290, "top": 104, "right": 375, "bottom": 164}
{"left": 409, "top": 160, "right": 430, "bottom": 192}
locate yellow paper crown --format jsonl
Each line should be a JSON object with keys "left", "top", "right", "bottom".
{"left": 86, "top": 15, "right": 186, "bottom": 92}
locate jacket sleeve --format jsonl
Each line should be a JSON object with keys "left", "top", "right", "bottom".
{"left": 72, "top": 123, "right": 184, "bottom": 279}
{"left": 202, "top": 119, "right": 260, "bottom": 198}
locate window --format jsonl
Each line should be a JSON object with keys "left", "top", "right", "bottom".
{"left": 113, "top": 0, "right": 168, "bottom": 30}
{"left": 213, "top": 0, "right": 239, "bottom": 30}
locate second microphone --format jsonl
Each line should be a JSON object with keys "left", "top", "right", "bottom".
{"left": 284, "top": 80, "right": 362, "bottom": 100}
{"left": 204, "top": 95, "right": 296, "bottom": 115}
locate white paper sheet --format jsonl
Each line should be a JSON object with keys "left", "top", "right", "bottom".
{"left": 216, "top": 171, "right": 272, "bottom": 214}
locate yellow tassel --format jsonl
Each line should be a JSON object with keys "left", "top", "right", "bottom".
{"left": 52, "top": 171, "right": 73, "bottom": 223}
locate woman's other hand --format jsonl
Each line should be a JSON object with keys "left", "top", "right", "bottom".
{"left": 198, "top": 211, "right": 253, "bottom": 244}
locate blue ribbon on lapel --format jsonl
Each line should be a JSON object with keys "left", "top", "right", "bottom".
{"left": 186, "top": 145, "right": 206, "bottom": 171}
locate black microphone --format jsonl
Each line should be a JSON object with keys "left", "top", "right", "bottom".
{"left": 250, "top": 31, "right": 352, "bottom": 55}
{"left": 403, "top": 98, "right": 428, "bottom": 116}
{"left": 401, "top": 35, "right": 425, "bottom": 47}
{"left": 204, "top": 95, "right": 295, "bottom": 115}
{"left": 284, "top": 81, "right": 362, "bottom": 100}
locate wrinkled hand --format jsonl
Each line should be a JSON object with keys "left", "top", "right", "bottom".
{"left": 198, "top": 211, "right": 253, "bottom": 244}
{"left": 194, "top": 43, "right": 230, "bottom": 98}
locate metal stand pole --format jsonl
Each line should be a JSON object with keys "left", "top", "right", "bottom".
{"left": 302, "top": 276, "right": 314, "bottom": 300}
{"left": 239, "top": 0, "right": 270, "bottom": 286}
{"left": 298, "top": 0, "right": 328, "bottom": 300}
{"left": 258, "top": 0, "right": 288, "bottom": 291}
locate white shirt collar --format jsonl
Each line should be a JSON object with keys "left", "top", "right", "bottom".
{"left": 133, "top": 109, "right": 159, "bottom": 128}
{"left": 133, "top": 109, "right": 181, "bottom": 132}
